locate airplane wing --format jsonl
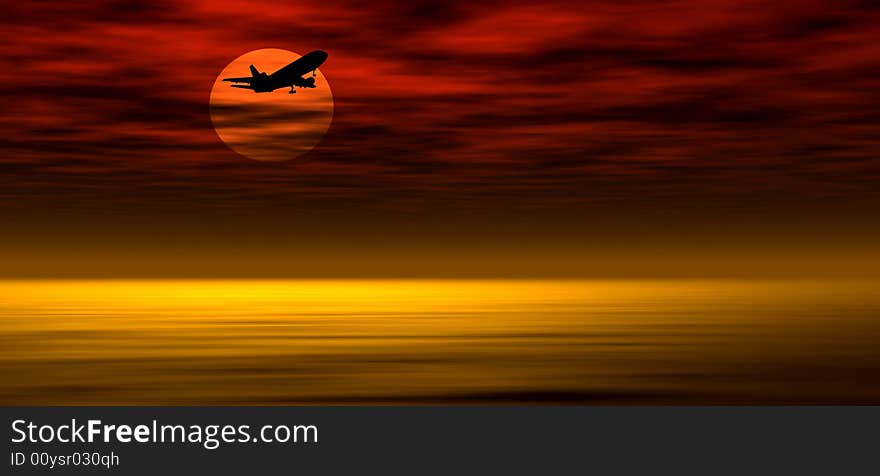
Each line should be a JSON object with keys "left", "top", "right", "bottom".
{"left": 222, "top": 77, "right": 254, "bottom": 83}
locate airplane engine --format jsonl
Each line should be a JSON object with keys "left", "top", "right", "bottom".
{"left": 303, "top": 77, "right": 316, "bottom": 88}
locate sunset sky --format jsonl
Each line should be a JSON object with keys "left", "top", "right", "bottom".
{"left": 1, "top": 0, "right": 879, "bottom": 277}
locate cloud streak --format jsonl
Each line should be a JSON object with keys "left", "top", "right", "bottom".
{"left": 1, "top": 0, "right": 879, "bottom": 215}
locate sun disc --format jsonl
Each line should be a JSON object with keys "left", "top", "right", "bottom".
{"left": 210, "top": 48, "right": 333, "bottom": 162}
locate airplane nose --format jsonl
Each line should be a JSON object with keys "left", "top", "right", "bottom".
{"left": 312, "top": 50, "right": 328, "bottom": 64}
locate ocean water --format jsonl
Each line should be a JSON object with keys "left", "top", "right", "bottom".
{"left": 1, "top": 279, "right": 879, "bottom": 404}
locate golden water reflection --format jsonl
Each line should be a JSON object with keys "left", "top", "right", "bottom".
{"left": 2, "top": 279, "right": 879, "bottom": 404}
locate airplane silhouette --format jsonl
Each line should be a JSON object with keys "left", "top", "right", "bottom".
{"left": 223, "top": 50, "right": 328, "bottom": 94}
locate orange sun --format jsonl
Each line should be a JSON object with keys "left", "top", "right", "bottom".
{"left": 210, "top": 49, "right": 333, "bottom": 162}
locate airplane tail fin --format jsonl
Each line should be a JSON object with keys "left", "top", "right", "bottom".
{"left": 249, "top": 64, "right": 260, "bottom": 77}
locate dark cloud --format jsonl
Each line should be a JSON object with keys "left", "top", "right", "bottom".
{"left": 1, "top": 0, "right": 879, "bottom": 218}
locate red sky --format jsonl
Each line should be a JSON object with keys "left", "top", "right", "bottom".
{"left": 1, "top": 0, "right": 879, "bottom": 276}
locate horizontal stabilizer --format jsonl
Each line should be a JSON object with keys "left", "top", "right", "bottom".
{"left": 223, "top": 77, "right": 254, "bottom": 83}
{"left": 230, "top": 84, "right": 254, "bottom": 89}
